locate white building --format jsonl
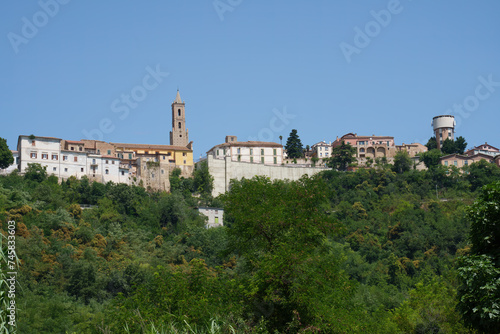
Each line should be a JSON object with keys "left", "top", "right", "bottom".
{"left": 17, "top": 135, "right": 63, "bottom": 176}
{"left": 311, "top": 141, "right": 332, "bottom": 159}
{"left": 207, "top": 136, "right": 283, "bottom": 165}
{"left": 16, "top": 135, "right": 129, "bottom": 184}
{"left": 198, "top": 207, "right": 224, "bottom": 228}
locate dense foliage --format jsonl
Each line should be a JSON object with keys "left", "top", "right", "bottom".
{"left": 0, "top": 137, "right": 13, "bottom": 170}
{"left": 284, "top": 129, "right": 304, "bottom": 159}
{"left": 457, "top": 181, "right": 500, "bottom": 333}
{"left": 0, "top": 159, "right": 499, "bottom": 333}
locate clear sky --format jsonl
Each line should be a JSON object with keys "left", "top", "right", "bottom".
{"left": 2, "top": 1, "right": 499, "bottom": 159}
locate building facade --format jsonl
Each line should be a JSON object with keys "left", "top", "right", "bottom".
{"left": 207, "top": 136, "right": 283, "bottom": 165}
{"left": 198, "top": 207, "right": 224, "bottom": 228}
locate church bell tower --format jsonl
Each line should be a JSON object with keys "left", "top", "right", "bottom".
{"left": 170, "top": 90, "right": 189, "bottom": 147}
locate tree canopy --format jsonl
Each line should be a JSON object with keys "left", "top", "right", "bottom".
{"left": 284, "top": 129, "right": 303, "bottom": 159}
{"left": 327, "top": 141, "right": 356, "bottom": 171}
{"left": 0, "top": 137, "right": 13, "bottom": 170}
{"left": 457, "top": 181, "right": 500, "bottom": 333}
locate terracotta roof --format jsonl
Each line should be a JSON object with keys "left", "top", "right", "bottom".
{"left": 19, "top": 135, "right": 61, "bottom": 141}
{"left": 102, "top": 155, "right": 119, "bottom": 159}
{"left": 110, "top": 142, "right": 192, "bottom": 151}
{"left": 207, "top": 141, "right": 282, "bottom": 153}
{"left": 65, "top": 140, "right": 84, "bottom": 144}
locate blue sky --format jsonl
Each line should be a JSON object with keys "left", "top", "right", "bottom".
{"left": 2, "top": 1, "right": 500, "bottom": 159}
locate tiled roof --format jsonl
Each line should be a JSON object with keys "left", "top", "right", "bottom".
{"left": 110, "top": 142, "right": 192, "bottom": 151}
{"left": 208, "top": 141, "right": 282, "bottom": 153}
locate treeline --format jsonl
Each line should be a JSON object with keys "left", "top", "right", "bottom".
{"left": 0, "top": 160, "right": 499, "bottom": 333}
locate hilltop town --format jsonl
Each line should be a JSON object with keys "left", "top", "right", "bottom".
{"left": 3, "top": 91, "right": 500, "bottom": 196}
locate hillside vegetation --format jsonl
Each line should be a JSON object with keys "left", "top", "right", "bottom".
{"left": 0, "top": 161, "right": 499, "bottom": 333}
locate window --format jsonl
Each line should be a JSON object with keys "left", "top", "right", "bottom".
{"left": 53, "top": 167, "right": 56, "bottom": 171}
{"left": 183, "top": 160, "right": 186, "bottom": 164}
{"left": 92, "top": 159, "right": 96, "bottom": 164}
{"left": 107, "top": 150, "right": 111, "bottom": 155}
{"left": 183, "top": 152, "right": 186, "bottom": 156}
{"left": 250, "top": 148, "right": 253, "bottom": 155}
{"left": 145, "top": 151, "right": 149, "bottom": 154}
{"left": 273, "top": 149, "right": 277, "bottom": 155}
{"left": 121, "top": 171, "right": 125, "bottom": 176}
{"left": 217, "top": 150, "right": 219, "bottom": 156}
{"left": 42, "top": 153, "right": 48, "bottom": 160}
{"left": 163, "top": 156, "right": 165, "bottom": 160}
{"left": 52, "top": 154, "right": 58, "bottom": 160}
{"left": 325, "top": 152, "right": 329, "bottom": 157}
{"left": 454, "top": 161, "right": 458, "bottom": 166}
{"left": 465, "top": 160, "right": 468, "bottom": 165}
{"left": 320, "top": 153, "right": 322, "bottom": 157}
{"left": 105, "top": 169, "right": 109, "bottom": 175}
{"left": 178, "top": 122, "right": 181, "bottom": 129}
{"left": 178, "top": 109, "right": 181, "bottom": 116}
{"left": 261, "top": 149, "right": 264, "bottom": 155}
{"left": 97, "top": 149, "right": 100, "bottom": 154}
{"left": 444, "top": 161, "right": 448, "bottom": 166}
{"left": 105, "top": 160, "right": 109, "bottom": 164}
{"left": 112, "top": 161, "right": 115, "bottom": 164}
{"left": 81, "top": 168, "right": 84, "bottom": 172}
{"left": 79, "top": 147, "right": 83, "bottom": 151}
{"left": 274, "top": 157, "right": 277, "bottom": 164}
{"left": 238, "top": 155, "right": 241, "bottom": 162}
{"left": 64, "top": 168, "right": 68, "bottom": 172}
{"left": 71, "top": 147, "right": 74, "bottom": 151}
{"left": 359, "top": 148, "right": 365, "bottom": 153}
{"left": 74, "top": 157, "right": 78, "bottom": 162}
{"left": 128, "top": 153, "right": 132, "bottom": 159}
{"left": 215, "top": 217, "right": 219, "bottom": 225}
{"left": 63, "top": 155, "right": 68, "bottom": 161}
{"left": 31, "top": 140, "right": 35, "bottom": 146}
{"left": 161, "top": 169, "right": 164, "bottom": 174}
{"left": 250, "top": 157, "right": 253, "bottom": 163}
{"left": 261, "top": 157, "right": 265, "bottom": 164}
{"left": 30, "top": 152, "right": 37, "bottom": 159}
{"left": 237, "top": 148, "right": 241, "bottom": 154}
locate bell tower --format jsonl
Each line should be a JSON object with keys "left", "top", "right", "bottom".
{"left": 170, "top": 90, "right": 189, "bottom": 147}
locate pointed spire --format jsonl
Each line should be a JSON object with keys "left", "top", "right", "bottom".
{"left": 174, "top": 89, "right": 182, "bottom": 103}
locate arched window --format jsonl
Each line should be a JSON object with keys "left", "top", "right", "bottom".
{"left": 359, "top": 148, "right": 365, "bottom": 153}
{"left": 178, "top": 122, "right": 181, "bottom": 129}
{"left": 178, "top": 109, "right": 181, "bottom": 116}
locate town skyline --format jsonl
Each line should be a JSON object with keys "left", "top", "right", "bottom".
{"left": 2, "top": 2, "right": 499, "bottom": 159}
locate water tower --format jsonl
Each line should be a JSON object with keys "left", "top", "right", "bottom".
{"left": 432, "top": 115, "right": 455, "bottom": 149}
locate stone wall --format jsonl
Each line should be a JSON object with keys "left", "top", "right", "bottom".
{"left": 207, "top": 155, "right": 330, "bottom": 196}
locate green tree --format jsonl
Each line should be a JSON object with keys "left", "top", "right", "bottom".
{"left": 224, "top": 176, "right": 362, "bottom": 332}
{"left": 392, "top": 151, "right": 412, "bottom": 174}
{"left": 441, "top": 138, "right": 456, "bottom": 155}
{"left": 457, "top": 181, "right": 500, "bottom": 333}
{"left": 284, "top": 129, "right": 303, "bottom": 159}
{"left": 327, "top": 141, "right": 356, "bottom": 171}
{"left": 420, "top": 149, "right": 442, "bottom": 170}
{"left": 425, "top": 136, "right": 438, "bottom": 151}
{"left": 193, "top": 161, "right": 214, "bottom": 196}
{"left": 455, "top": 136, "right": 468, "bottom": 154}
{"left": 24, "top": 163, "right": 48, "bottom": 183}
{"left": 0, "top": 137, "right": 13, "bottom": 170}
